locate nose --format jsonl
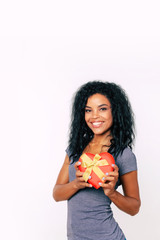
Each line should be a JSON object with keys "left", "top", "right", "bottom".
{"left": 92, "top": 110, "right": 99, "bottom": 118}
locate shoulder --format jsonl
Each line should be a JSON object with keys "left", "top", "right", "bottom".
{"left": 117, "top": 147, "right": 136, "bottom": 160}
{"left": 116, "top": 147, "right": 137, "bottom": 176}
{"left": 66, "top": 146, "right": 71, "bottom": 158}
{"left": 65, "top": 146, "right": 78, "bottom": 163}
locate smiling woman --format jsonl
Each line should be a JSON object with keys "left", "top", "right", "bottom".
{"left": 85, "top": 93, "right": 113, "bottom": 137}
{"left": 68, "top": 81, "right": 135, "bottom": 159}
{"left": 53, "top": 81, "right": 140, "bottom": 240}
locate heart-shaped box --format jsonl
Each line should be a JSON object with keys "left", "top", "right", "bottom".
{"left": 78, "top": 152, "right": 115, "bottom": 189}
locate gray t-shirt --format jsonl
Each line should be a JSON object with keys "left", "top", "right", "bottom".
{"left": 66, "top": 147, "right": 137, "bottom": 240}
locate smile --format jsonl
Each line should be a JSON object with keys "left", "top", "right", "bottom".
{"left": 91, "top": 122, "right": 103, "bottom": 128}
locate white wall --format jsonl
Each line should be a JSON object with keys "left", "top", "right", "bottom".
{"left": 0, "top": 1, "right": 160, "bottom": 239}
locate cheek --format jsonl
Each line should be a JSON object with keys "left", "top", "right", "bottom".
{"left": 109, "top": 113, "right": 113, "bottom": 122}
{"left": 85, "top": 114, "right": 92, "bottom": 128}
{"left": 110, "top": 117, "right": 113, "bottom": 126}
{"left": 103, "top": 113, "right": 113, "bottom": 125}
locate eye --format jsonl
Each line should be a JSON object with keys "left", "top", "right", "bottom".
{"left": 85, "top": 109, "right": 91, "bottom": 113}
{"left": 99, "top": 107, "right": 107, "bottom": 111}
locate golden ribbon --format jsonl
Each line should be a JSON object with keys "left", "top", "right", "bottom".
{"left": 80, "top": 153, "right": 109, "bottom": 182}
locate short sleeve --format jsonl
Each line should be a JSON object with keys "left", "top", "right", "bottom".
{"left": 65, "top": 146, "right": 76, "bottom": 164}
{"left": 116, "top": 148, "right": 137, "bottom": 176}
{"left": 65, "top": 146, "right": 72, "bottom": 158}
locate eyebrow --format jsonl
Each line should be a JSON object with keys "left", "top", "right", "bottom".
{"left": 85, "top": 104, "right": 109, "bottom": 108}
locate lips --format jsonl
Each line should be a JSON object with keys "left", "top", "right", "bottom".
{"left": 91, "top": 121, "right": 103, "bottom": 128}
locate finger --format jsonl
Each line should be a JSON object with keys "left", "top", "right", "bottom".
{"left": 79, "top": 176, "right": 86, "bottom": 182}
{"left": 74, "top": 161, "right": 81, "bottom": 170}
{"left": 99, "top": 182, "right": 111, "bottom": 188}
{"left": 102, "top": 172, "right": 118, "bottom": 181}
{"left": 85, "top": 183, "right": 93, "bottom": 188}
{"left": 112, "top": 164, "right": 119, "bottom": 172}
{"left": 76, "top": 175, "right": 86, "bottom": 183}
{"left": 76, "top": 170, "right": 84, "bottom": 177}
{"left": 107, "top": 171, "right": 119, "bottom": 178}
{"left": 103, "top": 176, "right": 115, "bottom": 182}
{"left": 75, "top": 171, "right": 86, "bottom": 182}
{"left": 105, "top": 164, "right": 119, "bottom": 176}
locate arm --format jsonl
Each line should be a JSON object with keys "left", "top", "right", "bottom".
{"left": 53, "top": 155, "right": 92, "bottom": 202}
{"left": 100, "top": 165, "right": 141, "bottom": 216}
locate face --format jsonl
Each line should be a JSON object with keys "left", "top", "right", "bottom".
{"left": 85, "top": 93, "right": 113, "bottom": 136}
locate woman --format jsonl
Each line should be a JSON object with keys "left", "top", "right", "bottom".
{"left": 53, "top": 81, "right": 141, "bottom": 240}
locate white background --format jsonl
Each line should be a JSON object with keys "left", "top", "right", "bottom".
{"left": 0, "top": 1, "right": 160, "bottom": 239}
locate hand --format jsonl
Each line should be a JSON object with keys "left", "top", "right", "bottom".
{"left": 74, "top": 161, "right": 93, "bottom": 190}
{"left": 99, "top": 164, "right": 119, "bottom": 198}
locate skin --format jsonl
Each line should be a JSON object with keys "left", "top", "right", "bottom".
{"left": 53, "top": 93, "right": 141, "bottom": 216}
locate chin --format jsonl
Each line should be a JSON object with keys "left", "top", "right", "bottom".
{"left": 92, "top": 127, "right": 111, "bottom": 136}
{"left": 92, "top": 129, "right": 106, "bottom": 135}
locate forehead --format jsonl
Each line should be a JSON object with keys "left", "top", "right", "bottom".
{"left": 86, "top": 93, "right": 110, "bottom": 106}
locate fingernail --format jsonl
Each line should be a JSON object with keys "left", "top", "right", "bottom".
{"left": 99, "top": 182, "right": 102, "bottom": 186}
{"left": 106, "top": 172, "right": 109, "bottom": 176}
{"left": 88, "top": 176, "right": 91, "bottom": 179}
{"left": 102, "top": 177, "right": 105, "bottom": 181}
{"left": 112, "top": 164, "right": 115, "bottom": 167}
{"left": 77, "top": 161, "right": 81, "bottom": 165}
{"left": 89, "top": 184, "right": 92, "bottom": 187}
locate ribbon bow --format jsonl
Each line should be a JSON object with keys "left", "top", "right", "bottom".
{"left": 80, "top": 153, "right": 109, "bottom": 182}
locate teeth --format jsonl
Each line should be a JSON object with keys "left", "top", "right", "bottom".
{"left": 92, "top": 122, "right": 102, "bottom": 126}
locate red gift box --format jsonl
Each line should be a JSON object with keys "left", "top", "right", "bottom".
{"left": 78, "top": 152, "right": 115, "bottom": 189}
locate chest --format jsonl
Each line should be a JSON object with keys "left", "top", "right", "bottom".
{"left": 83, "top": 144, "right": 110, "bottom": 155}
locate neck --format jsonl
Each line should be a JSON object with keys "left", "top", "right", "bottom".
{"left": 91, "top": 132, "right": 112, "bottom": 146}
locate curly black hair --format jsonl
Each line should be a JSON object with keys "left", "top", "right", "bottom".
{"left": 68, "top": 81, "right": 135, "bottom": 159}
